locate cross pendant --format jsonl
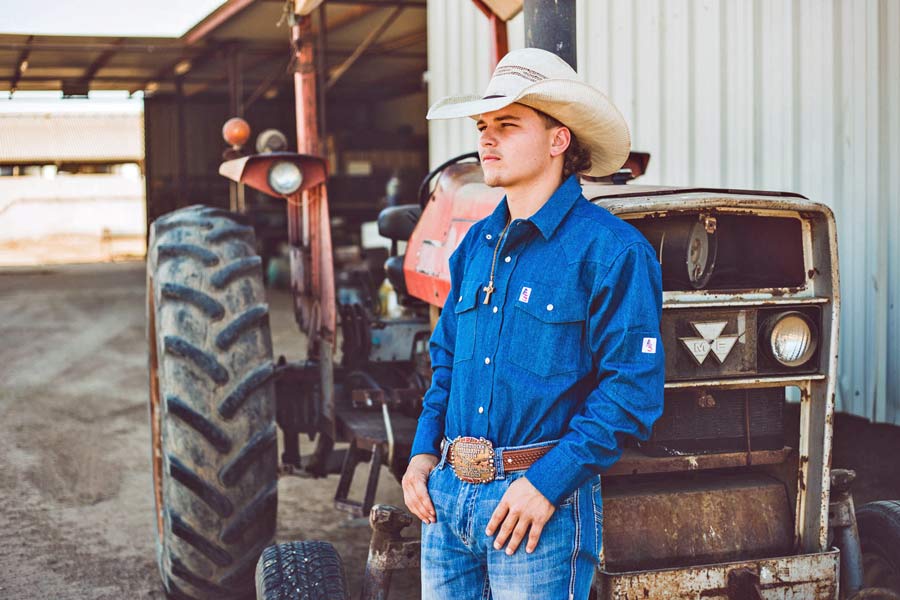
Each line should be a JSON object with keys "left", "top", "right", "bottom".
{"left": 482, "top": 283, "right": 494, "bottom": 305}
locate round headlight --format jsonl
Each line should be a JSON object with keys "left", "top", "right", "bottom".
{"left": 764, "top": 312, "right": 818, "bottom": 367}
{"left": 268, "top": 161, "right": 303, "bottom": 195}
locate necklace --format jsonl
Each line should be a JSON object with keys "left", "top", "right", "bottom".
{"left": 483, "top": 216, "right": 512, "bottom": 304}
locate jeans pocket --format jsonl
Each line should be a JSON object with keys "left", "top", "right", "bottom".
{"left": 558, "top": 488, "right": 578, "bottom": 508}
{"left": 591, "top": 477, "right": 603, "bottom": 558}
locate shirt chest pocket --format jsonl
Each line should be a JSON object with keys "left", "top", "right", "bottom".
{"left": 508, "top": 283, "right": 588, "bottom": 377}
{"left": 452, "top": 279, "right": 481, "bottom": 363}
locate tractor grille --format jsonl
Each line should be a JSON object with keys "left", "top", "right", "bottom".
{"left": 640, "top": 388, "right": 785, "bottom": 456}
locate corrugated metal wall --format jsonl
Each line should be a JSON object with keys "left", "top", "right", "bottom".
{"left": 427, "top": 0, "right": 900, "bottom": 425}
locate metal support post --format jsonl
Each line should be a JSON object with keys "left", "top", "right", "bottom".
{"left": 829, "top": 468, "right": 865, "bottom": 597}
{"left": 524, "top": 0, "right": 577, "bottom": 70}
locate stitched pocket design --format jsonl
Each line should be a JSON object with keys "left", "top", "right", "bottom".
{"left": 508, "top": 282, "right": 587, "bottom": 377}
{"left": 453, "top": 279, "right": 480, "bottom": 363}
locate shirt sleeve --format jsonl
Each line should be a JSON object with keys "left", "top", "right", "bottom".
{"left": 525, "top": 241, "right": 665, "bottom": 505}
{"left": 409, "top": 229, "right": 474, "bottom": 459}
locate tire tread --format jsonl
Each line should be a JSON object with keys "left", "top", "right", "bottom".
{"left": 149, "top": 205, "right": 277, "bottom": 600}
{"left": 255, "top": 541, "right": 349, "bottom": 600}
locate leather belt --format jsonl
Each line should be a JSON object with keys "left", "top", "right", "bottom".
{"left": 445, "top": 436, "right": 555, "bottom": 484}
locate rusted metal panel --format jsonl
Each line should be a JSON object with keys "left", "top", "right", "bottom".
{"left": 601, "top": 473, "right": 794, "bottom": 572}
{"left": 596, "top": 550, "right": 840, "bottom": 600}
{"left": 605, "top": 446, "right": 791, "bottom": 478}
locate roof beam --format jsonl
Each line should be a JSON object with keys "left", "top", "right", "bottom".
{"left": 319, "top": 5, "right": 380, "bottom": 33}
{"left": 331, "top": 63, "right": 422, "bottom": 93}
{"left": 9, "top": 35, "right": 33, "bottom": 94}
{"left": 133, "top": 42, "right": 225, "bottom": 94}
{"left": 323, "top": 0, "right": 425, "bottom": 7}
{"left": 182, "top": 0, "right": 258, "bottom": 46}
{"left": 10, "top": 74, "right": 231, "bottom": 84}
{"left": 368, "top": 28, "right": 425, "bottom": 53}
{"left": 0, "top": 40, "right": 283, "bottom": 54}
{"left": 243, "top": 55, "right": 292, "bottom": 110}
{"left": 326, "top": 5, "right": 404, "bottom": 90}
{"left": 184, "top": 50, "right": 280, "bottom": 98}
{"left": 81, "top": 37, "right": 124, "bottom": 84}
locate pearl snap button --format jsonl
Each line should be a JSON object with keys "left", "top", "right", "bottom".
{"left": 458, "top": 295, "right": 462, "bottom": 302}
{"left": 504, "top": 256, "right": 511, "bottom": 263}
{"left": 547, "top": 304, "right": 554, "bottom": 311}
{"left": 484, "top": 357, "right": 491, "bottom": 365}
{"left": 492, "top": 306, "right": 498, "bottom": 313}
{"left": 478, "top": 406, "right": 484, "bottom": 414}
{"left": 485, "top": 233, "right": 492, "bottom": 240}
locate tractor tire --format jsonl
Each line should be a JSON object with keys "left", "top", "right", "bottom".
{"left": 255, "top": 541, "right": 349, "bottom": 600}
{"left": 148, "top": 205, "right": 278, "bottom": 599}
{"left": 857, "top": 500, "right": 900, "bottom": 593}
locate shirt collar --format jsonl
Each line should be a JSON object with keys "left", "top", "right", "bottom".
{"left": 481, "top": 174, "right": 583, "bottom": 244}
{"left": 482, "top": 197, "right": 511, "bottom": 245}
{"left": 528, "top": 174, "right": 583, "bottom": 240}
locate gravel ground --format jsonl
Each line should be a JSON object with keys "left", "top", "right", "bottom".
{"left": 0, "top": 261, "right": 897, "bottom": 599}
{"left": 0, "top": 261, "right": 414, "bottom": 600}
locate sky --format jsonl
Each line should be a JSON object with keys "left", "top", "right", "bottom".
{"left": 0, "top": 0, "right": 225, "bottom": 37}
{"left": 0, "top": 0, "right": 224, "bottom": 113}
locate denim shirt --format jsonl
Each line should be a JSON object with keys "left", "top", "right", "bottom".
{"left": 410, "top": 174, "right": 665, "bottom": 506}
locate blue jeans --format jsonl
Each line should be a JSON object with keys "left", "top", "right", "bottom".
{"left": 421, "top": 441, "right": 601, "bottom": 600}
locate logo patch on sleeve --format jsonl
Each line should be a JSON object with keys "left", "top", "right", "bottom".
{"left": 518, "top": 286, "right": 532, "bottom": 303}
{"left": 642, "top": 337, "right": 657, "bottom": 354}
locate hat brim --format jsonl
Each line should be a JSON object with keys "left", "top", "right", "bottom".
{"left": 426, "top": 79, "right": 631, "bottom": 177}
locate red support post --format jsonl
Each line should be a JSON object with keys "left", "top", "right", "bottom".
{"left": 471, "top": 0, "right": 509, "bottom": 71}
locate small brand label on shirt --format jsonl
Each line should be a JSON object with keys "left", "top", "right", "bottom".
{"left": 518, "top": 286, "right": 532, "bottom": 303}
{"left": 642, "top": 337, "right": 657, "bottom": 354}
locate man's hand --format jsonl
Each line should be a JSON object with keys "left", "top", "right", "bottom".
{"left": 402, "top": 453, "right": 439, "bottom": 524}
{"left": 485, "top": 477, "right": 555, "bottom": 555}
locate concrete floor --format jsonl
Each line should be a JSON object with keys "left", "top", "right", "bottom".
{"left": 0, "top": 261, "right": 898, "bottom": 599}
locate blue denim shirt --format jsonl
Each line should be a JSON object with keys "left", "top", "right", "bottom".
{"left": 410, "top": 174, "right": 665, "bottom": 506}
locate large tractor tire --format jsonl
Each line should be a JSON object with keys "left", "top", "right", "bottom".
{"left": 857, "top": 501, "right": 900, "bottom": 593}
{"left": 148, "top": 205, "right": 278, "bottom": 599}
{"left": 255, "top": 541, "right": 349, "bottom": 600}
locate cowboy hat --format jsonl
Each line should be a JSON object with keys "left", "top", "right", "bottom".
{"left": 426, "top": 48, "right": 631, "bottom": 177}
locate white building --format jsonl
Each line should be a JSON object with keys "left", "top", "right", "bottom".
{"left": 0, "top": 112, "right": 145, "bottom": 263}
{"left": 426, "top": 0, "right": 900, "bottom": 425}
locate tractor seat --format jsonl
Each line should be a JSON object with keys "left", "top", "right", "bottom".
{"left": 377, "top": 204, "right": 422, "bottom": 241}
{"left": 384, "top": 254, "right": 407, "bottom": 296}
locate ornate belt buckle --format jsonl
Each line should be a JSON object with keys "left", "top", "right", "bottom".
{"left": 450, "top": 436, "right": 496, "bottom": 484}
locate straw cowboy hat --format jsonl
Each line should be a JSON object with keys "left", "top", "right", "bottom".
{"left": 427, "top": 47, "right": 631, "bottom": 177}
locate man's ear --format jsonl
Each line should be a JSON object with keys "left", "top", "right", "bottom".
{"left": 549, "top": 126, "right": 571, "bottom": 158}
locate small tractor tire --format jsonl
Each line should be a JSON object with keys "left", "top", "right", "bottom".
{"left": 148, "top": 205, "right": 278, "bottom": 599}
{"left": 857, "top": 500, "right": 900, "bottom": 593}
{"left": 255, "top": 541, "right": 349, "bottom": 600}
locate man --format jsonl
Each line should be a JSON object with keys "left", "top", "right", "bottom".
{"left": 402, "top": 48, "right": 665, "bottom": 599}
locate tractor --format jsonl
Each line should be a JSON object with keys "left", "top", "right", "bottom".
{"left": 146, "top": 1, "right": 900, "bottom": 598}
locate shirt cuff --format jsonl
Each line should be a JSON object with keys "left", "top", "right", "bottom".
{"left": 524, "top": 445, "right": 590, "bottom": 506}
{"left": 410, "top": 417, "right": 443, "bottom": 460}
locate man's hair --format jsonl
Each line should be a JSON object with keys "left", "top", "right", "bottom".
{"left": 534, "top": 109, "right": 592, "bottom": 179}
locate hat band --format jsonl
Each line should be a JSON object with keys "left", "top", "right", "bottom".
{"left": 494, "top": 65, "right": 547, "bottom": 83}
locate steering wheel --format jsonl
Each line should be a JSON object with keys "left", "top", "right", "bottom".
{"left": 416, "top": 151, "right": 480, "bottom": 208}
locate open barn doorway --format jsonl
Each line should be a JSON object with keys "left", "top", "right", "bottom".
{"left": 0, "top": 91, "right": 146, "bottom": 265}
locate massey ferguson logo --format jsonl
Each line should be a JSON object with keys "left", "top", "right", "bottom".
{"left": 680, "top": 321, "right": 739, "bottom": 366}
